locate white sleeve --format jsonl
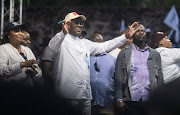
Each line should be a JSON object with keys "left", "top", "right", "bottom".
{"left": 86, "top": 34, "right": 128, "bottom": 56}
{"left": 0, "top": 46, "right": 22, "bottom": 79}
{"left": 168, "top": 48, "right": 180, "bottom": 62}
{"left": 48, "top": 31, "right": 65, "bottom": 53}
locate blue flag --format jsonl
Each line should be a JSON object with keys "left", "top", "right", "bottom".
{"left": 164, "top": 5, "right": 179, "bottom": 43}
{"left": 120, "top": 19, "right": 126, "bottom": 32}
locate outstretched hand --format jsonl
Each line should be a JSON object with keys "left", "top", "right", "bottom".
{"left": 62, "top": 20, "right": 70, "bottom": 35}
{"left": 125, "top": 22, "right": 139, "bottom": 39}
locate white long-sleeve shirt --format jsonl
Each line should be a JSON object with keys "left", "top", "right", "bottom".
{"left": 156, "top": 47, "right": 180, "bottom": 83}
{"left": 48, "top": 31, "right": 128, "bottom": 99}
{"left": 0, "top": 43, "right": 42, "bottom": 86}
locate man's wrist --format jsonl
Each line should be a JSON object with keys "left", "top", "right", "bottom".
{"left": 117, "top": 99, "right": 123, "bottom": 102}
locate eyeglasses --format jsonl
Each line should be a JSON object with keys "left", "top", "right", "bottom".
{"left": 94, "top": 62, "right": 100, "bottom": 72}
{"left": 71, "top": 20, "right": 84, "bottom": 26}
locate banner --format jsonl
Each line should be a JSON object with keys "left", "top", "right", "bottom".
{"left": 164, "top": 5, "right": 179, "bottom": 43}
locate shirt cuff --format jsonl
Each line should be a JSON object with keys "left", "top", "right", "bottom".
{"left": 117, "top": 99, "right": 123, "bottom": 101}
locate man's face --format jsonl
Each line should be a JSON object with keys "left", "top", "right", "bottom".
{"left": 69, "top": 18, "right": 84, "bottom": 37}
{"left": 22, "top": 32, "right": 31, "bottom": 47}
{"left": 133, "top": 25, "right": 146, "bottom": 42}
{"left": 93, "top": 34, "right": 103, "bottom": 43}
{"left": 160, "top": 36, "right": 172, "bottom": 48}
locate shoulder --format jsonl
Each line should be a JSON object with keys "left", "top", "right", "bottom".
{"left": 119, "top": 45, "right": 131, "bottom": 54}
{"left": 44, "top": 46, "right": 53, "bottom": 53}
{"left": 0, "top": 43, "right": 9, "bottom": 48}
{"left": 0, "top": 43, "right": 11, "bottom": 51}
{"left": 149, "top": 48, "right": 162, "bottom": 59}
{"left": 0, "top": 44, "right": 11, "bottom": 57}
{"left": 82, "top": 38, "right": 92, "bottom": 43}
{"left": 149, "top": 47, "right": 159, "bottom": 54}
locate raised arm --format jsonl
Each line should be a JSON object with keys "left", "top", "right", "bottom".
{"left": 48, "top": 20, "right": 70, "bottom": 53}
{"left": 87, "top": 22, "right": 139, "bottom": 56}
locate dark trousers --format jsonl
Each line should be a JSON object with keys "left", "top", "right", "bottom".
{"left": 65, "top": 99, "right": 91, "bottom": 115}
{"left": 115, "top": 101, "right": 150, "bottom": 115}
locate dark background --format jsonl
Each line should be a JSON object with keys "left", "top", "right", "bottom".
{"left": 1, "top": 0, "right": 180, "bottom": 58}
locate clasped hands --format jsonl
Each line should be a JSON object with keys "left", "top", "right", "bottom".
{"left": 20, "top": 59, "right": 39, "bottom": 76}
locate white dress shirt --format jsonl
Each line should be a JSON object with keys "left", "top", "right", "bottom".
{"left": 156, "top": 47, "right": 180, "bottom": 83}
{"left": 48, "top": 31, "right": 128, "bottom": 99}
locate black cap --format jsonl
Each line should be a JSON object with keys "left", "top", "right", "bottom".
{"left": 4, "top": 22, "right": 27, "bottom": 33}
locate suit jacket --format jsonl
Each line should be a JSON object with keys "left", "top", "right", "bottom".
{"left": 114, "top": 44, "right": 164, "bottom": 101}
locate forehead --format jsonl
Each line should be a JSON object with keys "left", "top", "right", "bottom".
{"left": 162, "top": 36, "right": 168, "bottom": 40}
{"left": 138, "top": 25, "right": 145, "bottom": 30}
{"left": 11, "top": 27, "right": 22, "bottom": 31}
{"left": 94, "top": 34, "right": 102, "bottom": 38}
{"left": 9, "top": 28, "right": 21, "bottom": 34}
{"left": 71, "top": 17, "right": 82, "bottom": 21}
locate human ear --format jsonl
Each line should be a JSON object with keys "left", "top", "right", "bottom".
{"left": 159, "top": 40, "right": 163, "bottom": 45}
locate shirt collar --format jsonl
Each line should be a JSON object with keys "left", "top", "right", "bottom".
{"left": 69, "top": 34, "right": 79, "bottom": 40}
{"left": 132, "top": 43, "right": 149, "bottom": 52}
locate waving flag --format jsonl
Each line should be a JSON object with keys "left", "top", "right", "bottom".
{"left": 164, "top": 5, "right": 179, "bottom": 43}
{"left": 120, "top": 19, "right": 126, "bottom": 32}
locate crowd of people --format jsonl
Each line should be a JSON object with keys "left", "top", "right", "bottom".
{"left": 0, "top": 11, "right": 180, "bottom": 115}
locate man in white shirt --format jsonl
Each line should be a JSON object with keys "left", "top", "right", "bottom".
{"left": 151, "top": 32, "right": 180, "bottom": 83}
{"left": 48, "top": 12, "right": 138, "bottom": 115}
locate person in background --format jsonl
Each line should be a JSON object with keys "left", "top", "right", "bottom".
{"left": 41, "top": 45, "right": 54, "bottom": 90}
{"left": 0, "top": 22, "right": 42, "bottom": 87}
{"left": 114, "top": 24, "right": 164, "bottom": 115}
{"left": 89, "top": 33, "right": 116, "bottom": 115}
{"left": 145, "top": 28, "right": 152, "bottom": 47}
{"left": 48, "top": 12, "right": 138, "bottom": 115}
{"left": 21, "top": 30, "right": 44, "bottom": 87}
{"left": 79, "top": 31, "right": 87, "bottom": 39}
{"left": 109, "top": 31, "right": 133, "bottom": 58}
{"left": 21, "top": 30, "right": 31, "bottom": 47}
{"left": 151, "top": 32, "right": 180, "bottom": 84}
